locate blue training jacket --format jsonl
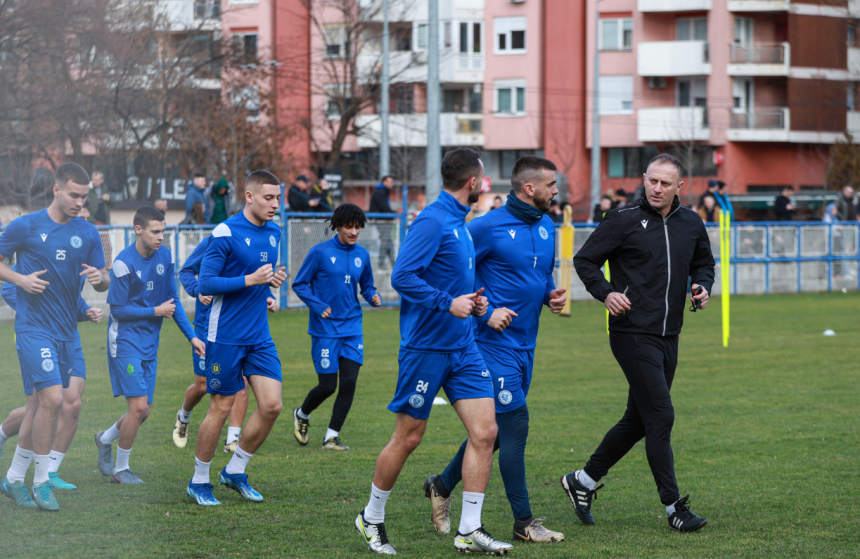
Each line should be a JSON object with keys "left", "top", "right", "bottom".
{"left": 292, "top": 235, "right": 378, "bottom": 338}
{"left": 391, "top": 190, "right": 476, "bottom": 353}
{"left": 469, "top": 206, "right": 557, "bottom": 350}
{"left": 179, "top": 236, "right": 213, "bottom": 335}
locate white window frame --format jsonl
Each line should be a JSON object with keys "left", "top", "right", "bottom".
{"left": 598, "top": 19, "right": 633, "bottom": 52}
{"left": 676, "top": 17, "right": 708, "bottom": 41}
{"left": 323, "top": 25, "right": 347, "bottom": 59}
{"left": 325, "top": 83, "right": 352, "bottom": 119}
{"left": 230, "top": 0, "right": 259, "bottom": 5}
{"left": 494, "top": 16, "right": 526, "bottom": 55}
{"left": 494, "top": 79, "right": 527, "bottom": 116}
{"left": 597, "top": 75, "right": 634, "bottom": 115}
{"left": 414, "top": 22, "right": 428, "bottom": 51}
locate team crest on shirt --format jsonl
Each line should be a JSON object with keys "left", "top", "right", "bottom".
{"left": 354, "top": 257, "right": 362, "bottom": 268}
{"left": 70, "top": 236, "right": 83, "bottom": 248}
{"left": 269, "top": 235, "right": 277, "bottom": 247}
{"left": 538, "top": 226, "right": 549, "bottom": 240}
{"left": 409, "top": 394, "right": 425, "bottom": 408}
{"left": 156, "top": 264, "right": 165, "bottom": 275}
{"left": 498, "top": 390, "right": 513, "bottom": 405}
{"left": 41, "top": 359, "right": 54, "bottom": 372}
{"left": 210, "top": 379, "right": 221, "bottom": 390}
{"left": 321, "top": 357, "right": 331, "bottom": 369}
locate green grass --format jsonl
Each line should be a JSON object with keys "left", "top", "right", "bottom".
{"left": 1, "top": 293, "right": 858, "bottom": 558}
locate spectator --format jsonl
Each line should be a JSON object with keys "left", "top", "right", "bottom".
{"left": 370, "top": 175, "right": 396, "bottom": 268}
{"left": 631, "top": 183, "right": 645, "bottom": 204}
{"left": 836, "top": 185, "right": 858, "bottom": 221}
{"left": 491, "top": 196, "right": 503, "bottom": 211}
{"left": 592, "top": 196, "right": 613, "bottom": 223}
{"left": 207, "top": 177, "right": 233, "bottom": 224}
{"left": 773, "top": 187, "right": 796, "bottom": 221}
{"left": 548, "top": 199, "right": 563, "bottom": 223}
{"left": 696, "top": 194, "right": 718, "bottom": 223}
{"left": 185, "top": 172, "right": 208, "bottom": 220}
{"left": 154, "top": 198, "right": 168, "bottom": 214}
{"left": 86, "top": 171, "right": 113, "bottom": 225}
{"left": 605, "top": 189, "right": 620, "bottom": 209}
{"left": 288, "top": 174, "right": 318, "bottom": 212}
{"left": 713, "top": 180, "right": 734, "bottom": 220}
{"left": 311, "top": 178, "right": 334, "bottom": 211}
{"left": 615, "top": 188, "right": 628, "bottom": 209}
{"left": 822, "top": 203, "right": 838, "bottom": 224}
{"left": 370, "top": 175, "right": 395, "bottom": 213}
{"left": 180, "top": 201, "right": 207, "bottom": 225}
{"left": 695, "top": 180, "right": 720, "bottom": 211}
{"left": 79, "top": 199, "right": 93, "bottom": 221}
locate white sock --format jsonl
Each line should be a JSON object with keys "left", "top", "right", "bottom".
{"left": 296, "top": 408, "right": 309, "bottom": 420}
{"left": 6, "top": 446, "right": 33, "bottom": 483}
{"left": 363, "top": 483, "right": 391, "bottom": 524}
{"left": 33, "top": 454, "right": 50, "bottom": 485}
{"left": 0, "top": 424, "right": 9, "bottom": 450}
{"left": 324, "top": 428, "right": 339, "bottom": 442}
{"left": 666, "top": 503, "right": 676, "bottom": 516}
{"left": 225, "top": 445, "right": 253, "bottom": 475}
{"left": 226, "top": 426, "right": 241, "bottom": 445}
{"left": 459, "top": 491, "right": 485, "bottom": 534}
{"left": 101, "top": 422, "right": 121, "bottom": 444}
{"left": 114, "top": 446, "right": 131, "bottom": 474}
{"left": 577, "top": 469, "right": 597, "bottom": 490}
{"left": 48, "top": 450, "right": 65, "bottom": 474}
{"left": 179, "top": 407, "right": 193, "bottom": 424}
{"left": 192, "top": 457, "right": 211, "bottom": 485}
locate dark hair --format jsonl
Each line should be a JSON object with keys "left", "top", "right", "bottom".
{"left": 133, "top": 206, "right": 165, "bottom": 228}
{"left": 194, "top": 172, "right": 206, "bottom": 179}
{"left": 55, "top": 162, "right": 90, "bottom": 188}
{"left": 82, "top": 198, "right": 94, "bottom": 212}
{"left": 327, "top": 203, "right": 367, "bottom": 231}
{"left": 380, "top": 175, "right": 392, "bottom": 183}
{"left": 647, "top": 154, "right": 683, "bottom": 177}
{"left": 246, "top": 169, "right": 280, "bottom": 191}
{"left": 441, "top": 148, "right": 482, "bottom": 191}
{"left": 511, "top": 155, "right": 557, "bottom": 193}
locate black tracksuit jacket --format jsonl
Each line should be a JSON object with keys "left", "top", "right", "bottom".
{"left": 574, "top": 196, "right": 715, "bottom": 336}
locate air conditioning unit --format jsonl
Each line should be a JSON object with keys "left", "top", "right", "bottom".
{"left": 509, "top": 0, "right": 526, "bottom": 3}
{"left": 648, "top": 77, "right": 667, "bottom": 90}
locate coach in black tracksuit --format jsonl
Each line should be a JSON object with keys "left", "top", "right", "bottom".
{"left": 561, "top": 153, "right": 715, "bottom": 533}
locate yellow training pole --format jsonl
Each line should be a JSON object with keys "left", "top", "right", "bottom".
{"left": 604, "top": 216, "right": 610, "bottom": 334}
{"left": 559, "top": 205, "right": 575, "bottom": 317}
{"left": 725, "top": 211, "right": 731, "bottom": 341}
{"left": 720, "top": 210, "right": 730, "bottom": 347}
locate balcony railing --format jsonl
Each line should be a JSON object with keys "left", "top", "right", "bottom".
{"left": 457, "top": 54, "right": 484, "bottom": 71}
{"left": 730, "top": 43, "right": 786, "bottom": 64}
{"left": 457, "top": 117, "right": 482, "bottom": 134}
{"left": 638, "top": 41, "right": 711, "bottom": 76}
{"left": 730, "top": 109, "right": 786, "bottom": 129}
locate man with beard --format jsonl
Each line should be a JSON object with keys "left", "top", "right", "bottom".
{"left": 423, "top": 156, "right": 568, "bottom": 543}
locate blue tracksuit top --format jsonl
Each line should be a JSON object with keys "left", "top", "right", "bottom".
{"left": 470, "top": 207, "right": 557, "bottom": 350}
{"left": 392, "top": 190, "right": 476, "bottom": 353}
{"left": 179, "top": 236, "right": 212, "bottom": 334}
{"left": 292, "top": 235, "right": 378, "bottom": 338}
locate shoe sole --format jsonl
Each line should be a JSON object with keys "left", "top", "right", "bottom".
{"left": 423, "top": 477, "right": 451, "bottom": 534}
{"left": 454, "top": 545, "right": 511, "bottom": 555}
{"left": 560, "top": 475, "right": 594, "bottom": 526}
{"left": 219, "top": 475, "right": 263, "bottom": 502}
{"left": 2, "top": 485, "right": 38, "bottom": 508}
{"left": 513, "top": 531, "right": 564, "bottom": 543}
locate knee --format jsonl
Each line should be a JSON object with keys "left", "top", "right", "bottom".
{"left": 471, "top": 421, "right": 498, "bottom": 450}
{"left": 129, "top": 402, "right": 151, "bottom": 422}
{"left": 259, "top": 398, "right": 283, "bottom": 421}
{"left": 400, "top": 431, "right": 423, "bottom": 453}
{"left": 652, "top": 405, "right": 675, "bottom": 431}
{"left": 40, "top": 391, "right": 63, "bottom": 411}
{"left": 62, "top": 398, "right": 83, "bottom": 419}
{"left": 211, "top": 396, "right": 236, "bottom": 417}
{"left": 194, "top": 377, "right": 208, "bottom": 394}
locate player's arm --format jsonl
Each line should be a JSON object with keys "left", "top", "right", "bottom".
{"left": 544, "top": 238, "right": 567, "bottom": 314}
{"left": 358, "top": 253, "right": 381, "bottom": 307}
{"left": 198, "top": 234, "right": 272, "bottom": 294}
{"left": 80, "top": 228, "right": 110, "bottom": 292}
{"left": 179, "top": 239, "right": 213, "bottom": 306}
{"left": 573, "top": 211, "right": 622, "bottom": 303}
{"left": 391, "top": 216, "right": 453, "bottom": 312}
{"left": 689, "top": 221, "right": 716, "bottom": 310}
{"left": 292, "top": 249, "right": 330, "bottom": 316}
{"left": 167, "top": 261, "right": 201, "bottom": 343}
{"left": 1, "top": 269, "right": 17, "bottom": 311}
{"left": 0, "top": 219, "right": 49, "bottom": 294}
{"left": 467, "top": 217, "right": 498, "bottom": 323}
{"left": 107, "top": 260, "right": 158, "bottom": 320}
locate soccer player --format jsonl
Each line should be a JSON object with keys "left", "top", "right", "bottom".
{"left": 291, "top": 204, "right": 381, "bottom": 451}
{"left": 355, "top": 148, "right": 512, "bottom": 555}
{"left": 423, "top": 156, "right": 568, "bottom": 543}
{"left": 95, "top": 206, "right": 204, "bottom": 484}
{"left": 561, "top": 153, "right": 714, "bottom": 532}
{"left": 185, "top": 170, "right": 287, "bottom": 507}
{"left": 0, "top": 162, "right": 110, "bottom": 511}
{"left": 173, "top": 235, "right": 279, "bottom": 452}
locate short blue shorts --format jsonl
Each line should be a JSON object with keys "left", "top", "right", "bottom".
{"left": 478, "top": 343, "right": 533, "bottom": 414}
{"left": 22, "top": 346, "right": 85, "bottom": 396}
{"left": 205, "top": 338, "right": 281, "bottom": 396}
{"left": 311, "top": 335, "right": 363, "bottom": 374}
{"left": 16, "top": 332, "right": 75, "bottom": 393}
{"left": 193, "top": 327, "right": 207, "bottom": 377}
{"left": 388, "top": 341, "right": 493, "bottom": 420}
{"left": 109, "top": 356, "right": 157, "bottom": 404}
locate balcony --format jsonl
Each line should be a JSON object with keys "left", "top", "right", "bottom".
{"left": 727, "top": 108, "right": 790, "bottom": 141}
{"left": 849, "top": 47, "right": 860, "bottom": 79}
{"left": 354, "top": 113, "right": 483, "bottom": 148}
{"left": 637, "top": 107, "right": 710, "bottom": 142}
{"left": 848, "top": 111, "right": 860, "bottom": 136}
{"left": 638, "top": 41, "right": 711, "bottom": 76}
{"left": 356, "top": 51, "right": 428, "bottom": 84}
{"left": 638, "top": 0, "right": 711, "bottom": 11}
{"left": 440, "top": 53, "right": 485, "bottom": 84}
{"left": 728, "top": 43, "right": 790, "bottom": 76}
{"left": 727, "top": 0, "right": 789, "bottom": 10}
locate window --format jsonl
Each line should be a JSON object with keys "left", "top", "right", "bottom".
{"left": 459, "top": 22, "right": 482, "bottom": 54}
{"left": 393, "top": 25, "right": 412, "bottom": 51}
{"left": 444, "top": 22, "right": 451, "bottom": 48}
{"left": 231, "top": 32, "right": 257, "bottom": 64}
{"left": 677, "top": 77, "right": 707, "bottom": 107}
{"left": 495, "top": 17, "right": 526, "bottom": 54}
{"left": 443, "top": 89, "right": 465, "bottom": 113}
{"left": 676, "top": 18, "right": 707, "bottom": 41}
{"left": 230, "top": 86, "right": 260, "bottom": 119}
{"left": 325, "top": 84, "right": 352, "bottom": 119}
{"left": 392, "top": 84, "right": 414, "bottom": 114}
{"left": 599, "top": 19, "right": 633, "bottom": 51}
{"left": 495, "top": 79, "right": 526, "bottom": 115}
{"left": 415, "top": 23, "right": 427, "bottom": 50}
{"left": 500, "top": 150, "right": 539, "bottom": 178}
{"left": 607, "top": 148, "right": 658, "bottom": 178}
{"left": 323, "top": 25, "right": 346, "bottom": 59}
{"left": 849, "top": 82, "right": 858, "bottom": 111}
{"left": 195, "top": 0, "right": 220, "bottom": 18}
{"left": 597, "top": 76, "right": 633, "bottom": 115}
{"left": 734, "top": 17, "right": 753, "bottom": 46}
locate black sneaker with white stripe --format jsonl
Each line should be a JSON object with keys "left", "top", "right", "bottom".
{"left": 560, "top": 471, "right": 604, "bottom": 526}
{"left": 667, "top": 495, "right": 708, "bottom": 532}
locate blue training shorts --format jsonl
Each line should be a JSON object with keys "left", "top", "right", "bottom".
{"left": 193, "top": 327, "right": 207, "bottom": 377}
{"left": 477, "top": 342, "right": 533, "bottom": 414}
{"left": 205, "top": 338, "right": 281, "bottom": 396}
{"left": 17, "top": 332, "right": 75, "bottom": 393}
{"left": 22, "top": 346, "right": 85, "bottom": 396}
{"left": 311, "top": 335, "right": 363, "bottom": 374}
{"left": 388, "top": 340, "right": 494, "bottom": 420}
{"left": 109, "top": 356, "right": 158, "bottom": 404}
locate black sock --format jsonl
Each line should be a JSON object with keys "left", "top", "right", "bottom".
{"left": 328, "top": 358, "right": 360, "bottom": 432}
{"left": 433, "top": 476, "right": 451, "bottom": 499}
{"left": 300, "top": 373, "right": 337, "bottom": 416}
{"left": 514, "top": 516, "right": 535, "bottom": 529}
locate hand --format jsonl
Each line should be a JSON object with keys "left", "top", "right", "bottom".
{"left": 308, "top": 198, "right": 319, "bottom": 207}
{"left": 155, "top": 298, "right": 176, "bottom": 318}
{"left": 267, "top": 297, "right": 279, "bottom": 312}
{"left": 448, "top": 293, "right": 477, "bottom": 319}
{"left": 548, "top": 288, "right": 567, "bottom": 314}
{"left": 604, "top": 292, "right": 631, "bottom": 316}
{"left": 487, "top": 307, "right": 518, "bottom": 332}
{"left": 371, "top": 294, "right": 382, "bottom": 307}
{"left": 102, "top": 193, "right": 110, "bottom": 202}
{"left": 270, "top": 266, "right": 287, "bottom": 288}
{"left": 321, "top": 307, "right": 332, "bottom": 319}
{"left": 691, "top": 284, "right": 710, "bottom": 310}
{"left": 197, "top": 294, "right": 212, "bottom": 306}
{"left": 85, "top": 307, "right": 103, "bottom": 323}
{"left": 191, "top": 338, "right": 205, "bottom": 357}
{"left": 79, "top": 264, "right": 103, "bottom": 287}
{"left": 471, "top": 287, "right": 487, "bottom": 317}
{"left": 246, "top": 264, "right": 274, "bottom": 287}
{"left": 18, "top": 269, "right": 49, "bottom": 294}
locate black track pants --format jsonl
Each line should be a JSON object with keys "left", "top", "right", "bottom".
{"left": 584, "top": 331, "right": 681, "bottom": 505}
{"left": 299, "top": 358, "right": 361, "bottom": 432}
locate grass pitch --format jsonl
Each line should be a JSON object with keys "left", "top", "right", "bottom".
{"left": 0, "top": 292, "right": 858, "bottom": 558}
